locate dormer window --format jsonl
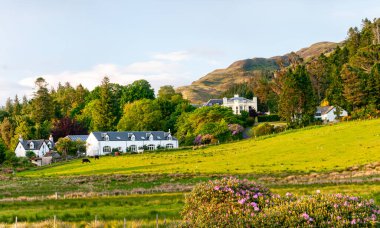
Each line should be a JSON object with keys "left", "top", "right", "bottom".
{"left": 168, "top": 134, "right": 172, "bottom": 141}
{"left": 149, "top": 134, "right": 154, "bottom": 141}
{"left": 29, "top": 142, "right": 34, "bottom": 149}
{"left": 47, "top": 141, "right": 52, "bottom": 149}
{"left": 131, "top": 135, "right": 135, "bottom": 141}
{"left": 105, "top": 135, "right": 109, "bottom": 141}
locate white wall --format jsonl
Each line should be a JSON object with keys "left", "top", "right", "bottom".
{"left": 86, "top": 133, "right": 179, "bottom": 156}
{"left": 15, "top": 142, "right": 26, "bottom": 157}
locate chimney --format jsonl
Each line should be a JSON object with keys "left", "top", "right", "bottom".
{"left": 19, "top": 135, "right": 23, "bottom": 142}
{"left": 49, "top": 135, "right": 54, "bottom": 143}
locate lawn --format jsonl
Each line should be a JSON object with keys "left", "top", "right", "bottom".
{"left": 19, "top": 119, "right": 380, "bottom": 177}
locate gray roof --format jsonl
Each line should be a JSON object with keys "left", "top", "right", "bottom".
{"left": 316, "top": 106, "right": 335, "bottom": 115}
{"left": 204, "top": 99, "right": 223, "bottom": 106}
{"left": 19, "top": 140, "right": 51, "bottom": 151}
{"left": 92, "top": 131, "right": 177, "bottom": 141}
{"left": 66, "top": 135, "right": 89, "bottom": 141}
{"left": 227, "top": 96, "right": 253, "bottom": 102}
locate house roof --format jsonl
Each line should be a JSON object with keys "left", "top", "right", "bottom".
{"left": 19, "top": 140, "right": 50, "bottom": 151}
{"left": 204, "top": 99, "right": 223, "bottom": 106}
{"left": 226, "top": 96, "right": 253, "bottom": 103}
{"left": 91, "top": 131, "right": 177, "bottom": 142}
{"left": 316, "top": 106, "right": 336, "bottom": 115}
{"left": 44, "top": 151, "right": 61, "bottom": 158}
{"left": 66, "top": 135, "right": 89, "bottom": 141}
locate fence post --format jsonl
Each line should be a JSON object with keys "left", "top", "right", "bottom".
{"left": 55, "top": 192, "right": 58, "bottom": 200}
{"left": 15, "top": 216, "right": 17, "bottom": 228}
{"left": 164, "top": 215, "right": 166, "bottom": 226}
{"left": 156, "top": 214, "right": 158, "bottom": 228}
{"left": 54, "top": 215, "right": 56, "bottom": 228}
{"left": 123, "top": 218, "right": 126, "bottom": 228}
{"left": 95, "top": 215, "right": 97, "bottom": 227}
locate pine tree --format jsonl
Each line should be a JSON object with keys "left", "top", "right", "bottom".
{"left": 93, "top": 77, "right": 116, "bottom": 131}
{"left": 30, "top": 77, "right": 54, "bottom": 124}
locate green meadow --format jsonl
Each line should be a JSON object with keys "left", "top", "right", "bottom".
{"left": 1, "top": 119, "right": 379, "bottom": 224}
{"left": 20, "top": 119, "right": 380, "bottom": 177}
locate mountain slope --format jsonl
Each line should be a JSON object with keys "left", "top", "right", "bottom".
{"left": 177, "top": 42, "right": 338, "bottom": 104}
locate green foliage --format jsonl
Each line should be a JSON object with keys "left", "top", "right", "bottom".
{"left": 252, "top": 123, "right": 275, "bottom": 137}
{"left": 25, "top": 151, "right": 36, "bottom": 159}
{"left": 30, "top": 77, "right": 54, "bottom": 124}
{"left": 182, "top": 178, "right": 379, "bottom": 227}
{"left": 117, "top": 99, "right": 163, "bottom": 131}
{"left": 258, "top": 114, "right": 280, "bottom": 122}
{"left": 55, "top": 138, "right": 85, "bottom": 156}
{"left": 176, "top": 106, "right": 241, "bottom": 145}
{"left": 278, "top": 65, "right": 317, "bottom": 126}
{"left": 181, "top": 177, "right": 272, "bottom": 227}
{"left": 120, "top": 79, "right": 155, "bottom": 104}
{"left": 0, "top": 141, "right": 6, "bottom": 164}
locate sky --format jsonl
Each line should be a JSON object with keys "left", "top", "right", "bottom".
{"left": 0, "top": 0, "right": 379, "bottom": 105}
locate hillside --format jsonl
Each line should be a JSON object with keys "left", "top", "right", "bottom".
{"left": 20, "top": 119, "right": 380, "bottom": 177}
{"left": 177, "top": 42, "right": 338, "bottom": 104}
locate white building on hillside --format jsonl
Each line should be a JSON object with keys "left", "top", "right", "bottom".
{"left": 315, "top": 106, "right": 348, "bottom": 122}
{"left": 14, "top": 135, "right": 54, "bottom": 158}
{"left": 204, "top": 94, "right": 258, "bottom": 115}
{"left": 86, "top": 131, "right": 178, "bottom": 156}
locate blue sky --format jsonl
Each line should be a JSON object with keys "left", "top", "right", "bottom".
{"left": 0, "top": 0, "right": 379, "bottom": 104}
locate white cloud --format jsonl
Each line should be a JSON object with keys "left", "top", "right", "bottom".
{"left": 18, "top": 53, "right": 195, "bottom": 95}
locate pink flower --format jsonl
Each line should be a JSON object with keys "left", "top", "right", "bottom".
{"left": 351, "top": 219, "right": 356, "bottom": 225}
{"left": 214, "top": 186, "right": 220, "bottom": 191}
{"left": 301, "top": 213, "right": 310, "bottom": 220}
{"left": 285, "top": 192, "right": 293, "bottom": 197}
{"left": 238, "top": 198, "right": 246, "bottom": 204}
{"left": 254, "top": 207, "right": 260, "bottom": 211}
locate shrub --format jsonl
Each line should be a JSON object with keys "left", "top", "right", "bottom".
{"left": 25, "top": 151, "right": 36, "bottom": 159}
{"left": 252, "top": 123, "right": 274, "bottom": 137}
{"left": 258, "top": 114, "right": 280, "bottom": 122}
{"left": 181, "top": 179, "right": 380, "bottom": 227}
{"left": 181, "top": 177, "right": 271, "bottom": 227}
{"left": 252, "top": 193, "right": 380, "bottom": 227}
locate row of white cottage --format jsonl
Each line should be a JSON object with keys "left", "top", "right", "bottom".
{"left": 15, "top": 131, "right": 178, "bottom": 158}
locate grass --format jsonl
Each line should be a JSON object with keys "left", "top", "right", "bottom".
{"left": 0, "top": 193, "right": 184, "bottom": 223}
{"left": 19, "top": 119, "right": 380, "bottom": 177}
{"left": 0, "top": 183, "right": 379, "bottom": 224}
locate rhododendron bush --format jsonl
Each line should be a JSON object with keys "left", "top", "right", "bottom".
{"left": 181, "top": 178, "right": 380, "bottom": 227}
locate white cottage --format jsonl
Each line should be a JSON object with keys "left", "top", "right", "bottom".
{"left": 204, "top": 94, "right": 258, "bottom": 115}
{"left": 14, "top": 135, "right": 54, "bottom": 158}
{"left": 315, "top": 106, "right": 348, "bottom": 122}
{"left": 86, "top": 131, "right": 178, "bottom": 156}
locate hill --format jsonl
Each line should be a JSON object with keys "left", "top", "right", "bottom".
{"left": 177, "top": 42, "right": 338, "bottom": 104}
{"left": 20, "top": 119, "right": 380, "bottom": 177}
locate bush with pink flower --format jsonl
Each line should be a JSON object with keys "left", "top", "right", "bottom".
{"left": 181, "top": 177, "right": 271, "bottom": 227}
{"left": 181, "top": 178, "right": 380, "bottom": 227}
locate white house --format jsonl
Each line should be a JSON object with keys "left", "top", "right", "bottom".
{"left": 204, "top": 94, "right": 258, "bottom": 115}
{"left": 86, "top": 131, "right": 178, "bottom": 156}
{"left": 15, "top": 135, "right": 54, "bottom": 158}
{"left": 315, "top": 106, "right": 348, "bottom": 122}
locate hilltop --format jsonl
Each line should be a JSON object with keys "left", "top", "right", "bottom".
{"left": 177, "top": 42, "right": 338, "bottom": 104}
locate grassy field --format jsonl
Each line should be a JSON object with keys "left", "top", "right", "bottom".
{"left": 19, "top": 119, "right": 380, "bottom": 177}
{"left": 2, "top": 119, "right": 379, "bottom": 225}
{"left": 0, "top": 183, "right": 379, "bottom": 224}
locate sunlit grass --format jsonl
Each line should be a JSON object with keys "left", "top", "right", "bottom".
{"left": 19, "top": 119, "right": 380, "bottom": 177}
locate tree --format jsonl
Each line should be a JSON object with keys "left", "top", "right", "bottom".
{"left": 55, "top": 137, "right": 72, "bottom": 157}
{"left": 51, "top": 117, "right": 88, "bottom": 140}
{"left": 93, "top": 77, "right": 117, "bottom": 131}
{"left": 0, "top": 141, "right": 6, "bottom": 164}
{"left": 117, "top": 99, "right": 163, "bottom": 131}
{"left": 278, "top": 65, "right": 317, "bottom": 126}
{"left": 158, "top": 85, "right": 177, "bottom": 100}
{"left": 25, "top": 151, "right": 36, "bottom": 159}
{"left": 0, "top": 118, "right": 14, "bottom": 148}
{"left": 120, "top": 79, "right": 155, "bottom": 105}
{"left": 30, "top": 77, "right": 54, "bottom": 124}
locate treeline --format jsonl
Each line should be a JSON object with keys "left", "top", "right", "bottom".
{"left": 0, "top": 76, "right": 254, "bottom": 153}
{"left": 222, "top": 18, "right": 380, "bottom": 126}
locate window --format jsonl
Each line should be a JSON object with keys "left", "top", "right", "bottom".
{"left": 29, "top": 142, "right": 34, "bottom": 149}
{"left": 166, "top": 144, "right": 174, "bottom": 149}
{"left": 105, "top": 135, "right": 110, "bottom": 141}
{"left": 148, "top": 144, "right": 155, "bottom": 151}
{"left": 149, "top": 134, "right": 154, "bottom": 141}
{"left": 235, "top": 106, "right": 238, "bottom": 114}
{"left": 168, "top": 135, "right": 172, "bottom": 141}
{"left": 47, "top": 142, "right": 52, "bottom": 149}
{"left": 130, "top": 145, "right": 137, "bottom": 152}
{"left": 131, "top": 135, "right": 135, "bottom": 141}
{"left": 103, "top": 146, "right": 111, "bottom": 153}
